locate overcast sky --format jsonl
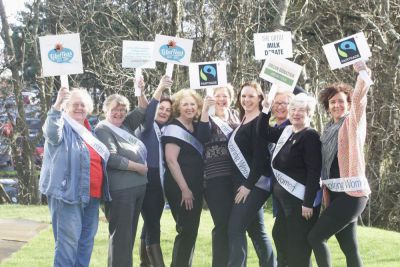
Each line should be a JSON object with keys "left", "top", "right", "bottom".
{"left": 3, "top": 0, "right": 31, "bottom": 24}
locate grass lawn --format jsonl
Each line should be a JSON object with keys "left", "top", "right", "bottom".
{"left": 1, "top": 204, "right": 400, "bottom": 266}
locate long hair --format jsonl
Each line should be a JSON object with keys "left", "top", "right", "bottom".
{"left": 235, "top": 81, "right": 264, "bottom": 120}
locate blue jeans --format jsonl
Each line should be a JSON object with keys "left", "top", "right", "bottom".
{"left": 48, "top": 196, "right": 100, "bottom": 267}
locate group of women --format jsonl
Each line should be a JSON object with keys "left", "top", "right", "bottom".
{"left": 39, "top": 61, "right": 372, "bottom": 267}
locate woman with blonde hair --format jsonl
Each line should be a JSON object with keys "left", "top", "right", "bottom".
{"left": 203, "top": 84, "right": 240, "bottom": 266}
{"left": 162, "top": 89, "right": 211, "bottom": 267}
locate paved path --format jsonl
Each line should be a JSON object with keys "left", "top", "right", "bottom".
{"left": 0, "top": 219, "right": 49, "bottom": 262}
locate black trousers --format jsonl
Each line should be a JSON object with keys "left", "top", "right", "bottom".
{"left": 272, "top": 183, "right": 320, "bottom": 267}
{"left": 204, "top": 176, "right": 235, "bottom": 267}
{"left": 164, "top": 175, "right": 203, "bottom": 267}
{"left": 227, "top": 176, "right": 276, "bottom": 267}
{"left": 141, "top": 168, "right": 165, "bottom": 245}
{"left": 105, "top": 185, "right": 146, "bottom": 267}
{"left": 308, "top": 191, "right": 368, "bottom": 267}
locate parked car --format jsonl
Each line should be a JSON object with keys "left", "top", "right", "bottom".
{"left": 0, "top": 178, "right": 18, "bottom": 203}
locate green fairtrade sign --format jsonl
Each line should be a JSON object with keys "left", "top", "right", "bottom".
{"left": 264, "top": 68, "right": 294, "bottom": 86}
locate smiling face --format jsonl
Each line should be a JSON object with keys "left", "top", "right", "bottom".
{"left": 155, "top": 100, "right": 172, "bottom": 125}
{"left": 66, "top": 95, "right": 89, "bottom": 124}
{"left": 240, "top": 86, "right": 260, "bottom": 114}
{"left": 272, "top": 94, "right": 290, "bottom": 123}
{"left": 214, "top": 87, "right": 231, "bottom": 113}
{"left": 329, "top": 92, "right": 349, "bottom": 122}
{"left": 106, "top": 103, "right": 127, "bottom": 127}
{"left": 289, "top": 104, "right": 310, "bottom": 129}
{"left": 178, "top": 95, "right": 198, "bottom": 121}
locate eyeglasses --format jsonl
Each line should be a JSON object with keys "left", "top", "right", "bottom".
{"left": 273, "top": 102, "right": 289, "bottom": 107}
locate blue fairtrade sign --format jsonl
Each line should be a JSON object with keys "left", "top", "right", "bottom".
{"left": 159, "top": 44, "right": 185, "bottom": 63}
{"left": 48, "top": 48, "right": 74, "bottom": 63}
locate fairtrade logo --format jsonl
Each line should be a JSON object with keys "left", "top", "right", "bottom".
{"left": 334, "top": 38, "right": 361, "bottom": 64}
{"left": 48, "top": 42, "right": 74, "bottom": 63}
{"left": 159, "top": 40, "right": 185, "bottom": 63}
{"left": 199, "top": 64, "right": 218, "bottom": 86}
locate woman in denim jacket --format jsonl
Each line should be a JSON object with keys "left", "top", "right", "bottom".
{"left": 39, "top": 87, "right": 111, "bottom": 267}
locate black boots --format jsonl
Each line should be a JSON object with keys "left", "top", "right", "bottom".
{"left": 147, "top": 244, "right": 166, "bottom": 267}
{"left": 140, "top": 239, "right": 152, "bottom": 267}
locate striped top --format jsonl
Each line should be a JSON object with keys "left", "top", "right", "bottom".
{"left": 204, "top": 110, "right": 240, "bottom": 179}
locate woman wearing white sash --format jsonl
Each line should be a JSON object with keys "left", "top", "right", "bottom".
{"left": 39, "top": 87, "right": 110, "bottom": 267}
{"left": 227, "top": 82, "right": 276, "bottom": 267}
{"left": 136, "top": 76, "right": 172, "bottom": 267}
{"left": 203, "top": 85, "right": 240, "bottom": 267}
{"left": 162, "top": 89, "right": 211, "bottom": 267}
{"left": 257, "top": 93, "right": 321, "bottom": 267}
{"left": 95, "top": 82, "right": 149, "bottom": 267}
{"left": 308, "top": 62, "right": 372, "bottom": 267}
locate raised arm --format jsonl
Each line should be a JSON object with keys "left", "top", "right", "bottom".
{"left": 349, "top": 62, "right": 372, "bottom": 126}
{"left": 43, "top": 87, "right": 70, "bottom": 145}
{"left": 256, "top": 110, "right": 284, "bottom": 143}
{"left": 142, "top": 76, "right": 173, "bottom": 132}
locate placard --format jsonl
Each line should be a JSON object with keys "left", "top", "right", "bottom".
{"left": 189, "top": 61, "right": 227, "bottom": 89}
{"left": 259, "top": 55, "right": 303, "bottom": 91}
{"left": 39, "top": 33, "right": 83, "bottom": 77}
{"left": 254, "top": 32, "right": 293, "bottom": 60}
{"left": 153, "top": 35, "right": 193, "bottom": 66}
{"left": 323, "top": 32, "right": 371, "bottom": 70}
{"left": 122, "top": 41, "right": 155, "bottom": 69}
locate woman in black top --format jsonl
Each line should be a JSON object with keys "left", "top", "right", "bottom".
{"left": 162, "top": 89, "right": 211, "bottom": 267}
{"left": 257, "top": 93, "right": 321, "bottom": 267}
{"left": 227, "top": 82, "right": 275, "bottom": 267}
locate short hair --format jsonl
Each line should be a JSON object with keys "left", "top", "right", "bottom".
{"left": 289, "top": 93, "right": 317, "bottom": 117}
{"left": 102, "top": 94, "right": 130, "bottom": 113}
{"left": 274, "top": 91, "right": 294, "bottom": 103}
{"left": 64, "top": 88, "right": 94, "bottom": 114}
{"left": 236, "top": 81, "right": 264, "bottom": 120}
{"left": 319, "top": 83, "right": 353, "bottom": 111}
{"left": 160, "top": 97, "right": 173, "bottom": 107}
{"left": 214, "top": 83, "right": 235, "bottom": 101}
{"left": 171, "top": 89, "right": 203, "bottom": 119}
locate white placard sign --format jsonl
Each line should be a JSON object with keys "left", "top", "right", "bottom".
{"left": 259, "top": 55, "right": 303, "bottom": 91}
{"left": 122, "top": 41, "right": 155, "bottom": 69}
{"left": 189, "top": 61, "right": 227, "bottom": 89}
{"left": 39, "top": 33, "right": 83, "bottom": 77}
{"left": 153, "top": 35, "right": 193, "bottom": 66}
{"left": 323, "top": 32, "right": 371, "bottom": 70}
{"left": 254, "top": 32, "right": 293, "bottom": 60}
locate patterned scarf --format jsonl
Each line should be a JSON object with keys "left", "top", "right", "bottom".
{"left": 320, "top": 115, "right": 347, "bottom": 180}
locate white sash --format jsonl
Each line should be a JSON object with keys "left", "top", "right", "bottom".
{"left": 227, "top": 124, "right": 271, "bottom": 191}
{"left": 210, "top": 115, "right": 233, "bottom": 137}
{"left": 163, "top": 124, "right": 204, "bottom": 156}
{"left": 63, "top": 114, "right": 110, "bottom": 162}
{"left": 154, "top": 122, "right": 165, "bottom": 188}
{"left": 271, "top": 125, "right": 321, "bottom": 206}
{"left": 322, "top": 176, "right": 369, "bottom": 192}
{"left": 97, "top": 120, "right": 147, "bottom": 162}
{"left": 272, "top": 126, "right": 308, "bottom": 199}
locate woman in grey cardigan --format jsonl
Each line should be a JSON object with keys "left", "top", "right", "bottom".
{"left": 95, "top": 81, "right": 148, "bottom": 267}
